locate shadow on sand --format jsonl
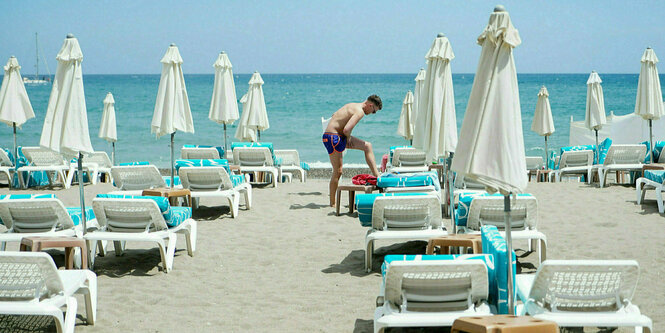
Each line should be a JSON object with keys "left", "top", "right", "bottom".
{"left": 322, "top": 241, "right": 428, "bottom": 277}
{"left": 290, "top": 203, "right": 329, "bottom": 210}
{"left": 192, "top": 205, "right": 232, "bottom": 220}
{"left": 89, "top": 248, "right": 188, "bottom": 277}
{"left": 289, "top": 191, "right": 323, "bottom": 196}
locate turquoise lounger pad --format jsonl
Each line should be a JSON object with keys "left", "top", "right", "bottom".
{"left": 377, "top": 171, "right": 440, "bottom": 191}
{"left": 231, "top": 174, "right": 245, "bottom": 187}
{"left": 95, "top": 194, "right": 190, "bottom": 227}
{"left": 165, "top": 206, "right": 192, "bottom": 227}
{"left": 381, "top": 254, "right": 494, "bottom": 283}
{"left": 174, "top": 159, "right": 230, "bottom": 173}
{"left": 8, "top": 147, "right": 51, "bottom": 188}
{"left": 482, "top": 225, "right": 516, "bottom": 315}
{"left": 455, "top": 193, "right": 533, "bottom": 227}
{"left": 0, "top": 194, "right": 56, "bottom": 200}
{"left": 119, "top": 161, "right": 149, "bottom": 166}
{"left": 641, "top": 140, "right": 665, "bottom": 163}
{"left": 355, "top": 192, "right": 430, "bottom": 227}
{"left": 163, "top": 176, "right": 181, "bottom": 187}
{"left": 300, "top": 162, "right": 310, "bottom": 171}
{"left": 183, "top": 144, "right": 224, "bottom": 159}
{"left": 644, "top": 170, "right": 665, "bottom": 183}
{"left": 65, "top": 207, "right": 95, "bottom": 226}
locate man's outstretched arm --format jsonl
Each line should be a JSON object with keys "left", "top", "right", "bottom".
{"left": 342, "top": 113, "right": 362, "bottom": 137}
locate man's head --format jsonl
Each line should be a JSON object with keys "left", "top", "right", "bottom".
{"left": 364, "top": 94, "right": 382, "bottom": 114}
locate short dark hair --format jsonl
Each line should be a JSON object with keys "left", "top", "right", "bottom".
{"left": 367, "top": 95, "right": 382, "bottom": 110}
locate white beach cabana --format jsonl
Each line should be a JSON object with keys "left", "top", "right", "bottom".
{"left": 99, "top": 92, "right": 117, "bottom": 165}
{"left": 209, "top": 51, "right": 239, "bottom": 153}
{"left": 396, "top": 90, "right": 414, "bottom": 142}
{"left": 412, "top": 33, "right": 457, "bottom": 163}
{"left": 451, "top": 5, "right": 525, "bottom": 314}
{"left": 151, "top": 43, "right": 195, "bottom": 187}
{"left": 585, "top": 71, "right": 606, "bottom": 164}
{"left": 235, "top": 72, "right": 268, "bottom": 142}
{"left": 40, "top": 34, "right": 94, "bottom": 233}
{"left": 634, "top": 47, "right": 664, "bottom": 163}
{"left": 531, "top": 86, "right": 555, "bottom": 167}
{"left": 0, "top": 56, "right": 35, "bottom": 177}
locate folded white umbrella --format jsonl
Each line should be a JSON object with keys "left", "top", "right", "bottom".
{"left": 99, "top": 92, "right": 117, "bottom": 164}
{"left": 411, "top": 68, "right": 426, "bottom": 139}
{"left": 531, "top": 86, "right": 555, "bottom": 167}
{"left": 585, "top": 71, "right": 606, "bottom": 163}
{"left": 209, "top": 51, "right": 239, "bottom": 153}
{"left": 235, "top": 72, "right": 268, "bottom": 142}
{"left": 151, "top": 44, "right": 195, "bottom": 187}
{"left": 413, "top": 33, "right": 457, "bottom": 162}
{"left": 397, "top": 90, "right": 414, "bottom": 141}
{"left": 634, "top": 47, "right": 664, "bottom": 163}
{"left": 39, "top": 34, "right": 93, "bottom": 234}
{"left": 0, "top": 56, "right": 35, "bottom": 172}
{"left": 450, "top": 6, "right": 524, "bottom": 313}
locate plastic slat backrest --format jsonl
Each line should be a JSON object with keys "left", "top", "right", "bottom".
{"left": 393, "top": 148, "right": 427, "bottom": 167}
{"left": 274, "top": 150, "right": 300, "bottom": 166}
{"left": 0, "top": 149, "right": 13, "bottom": 167}
{"left": 179, "top": 166, "right": 233, "bottom": 191}
{"left": 21, "top": 147, "right": 66, "bottom": 167}
{"left": 384, "top": 260, "right": 488, "bottom": 312}
{"left": 181, "top": 147, "right": 220, "bottom": 160}
{"left": 83, "top": 152, "right": 112, "bottom": 168}
{"left": 233, "top": 147, "right": 273, "bottom": 167}
{"left": 604, "top": 144, "right": 647, "bottom": 166}
{"left": 526, "top": 260, "right": 640, "bottom": 313}
{"left": 372, "top": 195, "right": 441, "bottom": 230}
{"left": 525, "top": 156, "right": 544, "bottom": 170}
{"left": 560, "top": 150, "right": 593, "bottom": 168}
{"left": 468, "top": 196, "right": 538, "bottom": 231}
{"left": 93, "top": 198, "right": 169, "bottom": 232}
{"left": 111, "top": 165, "right": 166, "bottom": 191}
{"left": 0, "top": 198, "right": 74, "bottom": 232}
{"left": 0, "top": 252, "right": 63, "bottom": 301}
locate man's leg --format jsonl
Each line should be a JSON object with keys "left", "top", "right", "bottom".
{"left": 347, "top": 136, "right": 380, "bottom": 177}
{"left": 328, "top": 151, "right": 343, "bottom": 207}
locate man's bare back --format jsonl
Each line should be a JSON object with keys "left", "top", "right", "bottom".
{"left": 325, "top": 102, "right": 365, "bottom": 136}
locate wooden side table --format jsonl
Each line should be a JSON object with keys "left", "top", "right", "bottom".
{"left": 451, "top": 315, "right": 558, "bottom": 333}
{"left": 428, "top": 164, "right": 445, "bottom": 185}
{"left": 335, "top": 184, "right": 378, "bottom": 216}
{"left": 20, "top": 236, "right": 88, "bottom": 269}
{"left": 536, "top": 169, "right": 551, "bottom": 182}
{"left": 426, "top": 234, "right": 483, "bottom": 255}
{"left": 142, "top": 188, "right": 192, "bottom": 207}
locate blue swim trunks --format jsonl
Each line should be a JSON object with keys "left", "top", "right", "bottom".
{"left": 322, "top": 132, "right": 347, "bottom": 154}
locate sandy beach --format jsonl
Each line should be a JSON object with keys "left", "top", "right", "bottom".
{"left": 0, "top": 177, "right": 662, "bottom": 332}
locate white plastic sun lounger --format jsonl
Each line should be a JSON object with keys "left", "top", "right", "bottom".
{"left": 0, "top": 149, "right": 14, "bottom": 186}
{"left": 636, "top": 169, "right": 665, "bottom": 213}
{"left": 179, "top": 166, "right": 252, "bottom": 218}
{"left": 389, "top": 148, "right": 429, "bottom": 174}
{"left": 0, "top": 251, "right": 97, "bottom": 333}
{"left": 465, "top": 195, "right": 547, "bottom": 263}
{"left": 597, "top": 144, "right": 647, "bottom": 188}
{"left": 274, "top": 149, "right": 306, "bottom": 182}
{"left": 516, "top": 260, "right": 652, "bottom": 332}
{"left": 17, "top": 147, "right": 70, "bottom": 189}
{"left": 84, "top": 198, "right": 196, "bottom": 273}
{"left": 65, "top": 151, "right": 113, "bottom": 188}
{"left": 110, "top": 165, "right": 181, "bottom": 195}
{"left": 374, "top": 259, "right": 490, "bottom": 333}
{"left": 233, "top": 147, "right": 278, "bottom": 187}
{"left": 549, "top": 150, "right": 594, "bottom": 183}
{"left": 181, "top": 147, "right": 220, "bottom": 159}
{"left": 365, "top": 195, "right": 446, "bottom": 272}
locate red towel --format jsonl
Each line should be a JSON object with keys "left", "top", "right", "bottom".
{"left": 352, "top": 174, "right": 377, "bottom": 185}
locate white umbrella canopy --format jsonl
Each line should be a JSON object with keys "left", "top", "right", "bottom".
{"left": 585, "top": 71, "right": 606, "bottom": 163}
{"left": 0, "top": 56, "right": 35, "bottom": 171}
{"left": 235, "top": 72, "right": 269, "bottom": 142}
{"left": 450, "top": 5, "right": 524, "bottom": 315}
{"left": 99, "top": 92, "right": 117, "bottom": 164}
{"left": 413, "top": 34, "right": 457, "bottom": 162}
{"left": 209, "top": 51, "right": 239, "bottom": 152}
{"left": 634, "top": 48, "right": 664, "bottom": 162}
{"left": 397, "top": 90, "right": 415, "bottom": 141}
{"left": 532, "top": 86, "right": 555, "bottom": 167}
{"left": 411, "top": 68, "right": 426, "bottom": 138}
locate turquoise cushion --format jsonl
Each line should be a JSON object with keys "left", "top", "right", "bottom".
{"left": 377, "top": 171, "right": 440, "bottom": 191}
{"left": 163, "top": 176, "right": 181, "bottom": 187}
{"left": 0, "top": 194, "right": 56, "bottom": 200}
{"left": 95, "top": 194, "right": 189, "bottom": 227}
{"left": 641, "top": 140, "right": 665, "bottom": 163}
{"left": 482, "top": 225, "right": 516, "bottom": 315}
{"left": 175, "top": 159, "right": 230, "bottom": 173}
{"left": 65, "top": 207, "right": 95, "bottom": 226}
{"left": 300, "top": 162, "right": 310, "bottom": 171}
{"left": 598, "top": 138, "right": 612, "bottom": 164}
{"left": 119, "top": 161, "right": 149, "bottom": 166}
{"left": 231, "top": 174, "right": 245, "bottom": 187}
{"left": 381, "top": 254, "right": 494, "bottom": 286}
{"left": 96, "top": 194, "right": 170, "bottom": 212}
{"left": 558, "top": 138, "right": 612, "bottom": 168}
{"left": 182, "top": 144, "right": 224, "bottom": 159}
{"left": 165, "top": 206, "right": 192, "bottom": 227}
{"left": 455, "top": 193, "right": 533, "bottom": 227}
{"left": 10, "top": 147, "right": 51, "bottom": 188}
{"left": 355, "top": 192, "right": 430, "bottom": 227}
{"left": 644, "top": 170, "right": 665, "bottom": 184}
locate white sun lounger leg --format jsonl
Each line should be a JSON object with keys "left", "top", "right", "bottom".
{"left": 365, "top": 235, "right": 374, "bottom": 273}
{"left": 240, "top": 184, "right": 252, "bottom": 209}
{"left": 227, "top": 193, "right": 240, "bottom": 218}
{"left": 636, "top": 178, "right": 645, "bottom": 204}
{"left": 599, "top": 168, "right": 608, "bottom": 188}
{"left": 587, "top": 167, "right": 592, "bottom": 184}
{"left": 79, "top": 270, "right": 97, "bottom": 325}
{"left": 656, "top": 187, "right": 664, "bottom": 213}
{"left": 176, "top": 220, "right": 197, "bottom": 256}
{"left": 63, "top": 296, "right": 77, "bottom": 333}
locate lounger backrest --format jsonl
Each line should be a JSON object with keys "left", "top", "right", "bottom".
{"left": 372, "top": 195, "right": 441, "bottom": 230}
{"left": 274, "top": 150, "right": 300, "bottom": 166}
{"left": 384, "top": 260, "right": 488, "bottom": 312}
{"left": 525, "top": 156, "right": 543, "bottom": 171}
{"left": 233, "top": 147, "right": 273, "bottom": 167}
{"left": 526, "top": 260, "right": 640, "bottom": 313}
{"left": 84, "top": 151, "right": 112, "bottom": 168}
{"left": 181, "top": 147, "right": 220, "bottom": 160}
{"left": 0, "top": 198, "right": 74, "bottom": 232}
{"left": 392, "top": 148, "right": 427, "bottom": 167}
{"left": 0, "top": 252, "right": 63, "bottom": 301}
{"left": 559, "top": 150, "right": 593, "bottom": 168}
{"left": 467, "top": 196, "right": 537, "bottom": 231}
{"left": 0, "top": 149, "right": 13, "bottom": 166}
{"left": 454, "top": 175, "right": 486, "bottom": 190}
{"left": 93, "top": 198, "right": 169, "bottom": 232}
{"left": 179, "top": 166, "right": 233, "bottom": 191}
{"left": 21, "top": 147, "right": 66, "bottom": 167}
{"left": 111, "top": 165, "right": 166, "bottom": 191}
{"left": 603, "top": 144, "right": 647, "bottom": 166}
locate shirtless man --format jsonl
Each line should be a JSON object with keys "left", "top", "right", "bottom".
{"left": 322, "top": 95, "right": 382, "bottom": 207}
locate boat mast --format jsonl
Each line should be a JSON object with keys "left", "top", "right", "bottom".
{"left": 34, "top": 32, "right": 39, "bottom": 80}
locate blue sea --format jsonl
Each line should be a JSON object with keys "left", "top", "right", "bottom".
{"left": 3, "top": 73, "right": 660, "bottom": 167}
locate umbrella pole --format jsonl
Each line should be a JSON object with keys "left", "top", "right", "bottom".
{"left": 504, "top": 194, "right": 515, "bottom": 315}
{"left": 448, "top": 152, "right": 456, "bottom": 234}
{"left": 170, "top": 132, "right": 175, "bottom": 189}
{"left": 78, "top": 152, "right": 87, "bottom": 234}
{"left": 112, "top": 142, "right": 116, "bottom": 166}
{"left": 12, "top": 123, "right": 17, "bottom": 189}
{"left": 223, "top": 124, "right": 228, "bottom": 157}
{"left": 594, "top": 129, "right": 599, "bottom": 164}
{"left": 544, "top": 136, "right": 549, "bottom": 170}
{"left": 649, "top": 119, "right": 654, "bottom": 163}
{"left": 258, "top": 130, "right": 261, "bottom": 142}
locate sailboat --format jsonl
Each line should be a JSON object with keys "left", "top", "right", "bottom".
{"left": 22, "top": 32, "right": 51, "bottom": 85}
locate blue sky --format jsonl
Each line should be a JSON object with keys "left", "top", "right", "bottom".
{"left": 2, "top": 0, "right": 665, "bottom": 74}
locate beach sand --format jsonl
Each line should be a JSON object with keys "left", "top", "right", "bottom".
{"left": 0, "top": 178, "right": 662, "bottom": 332}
